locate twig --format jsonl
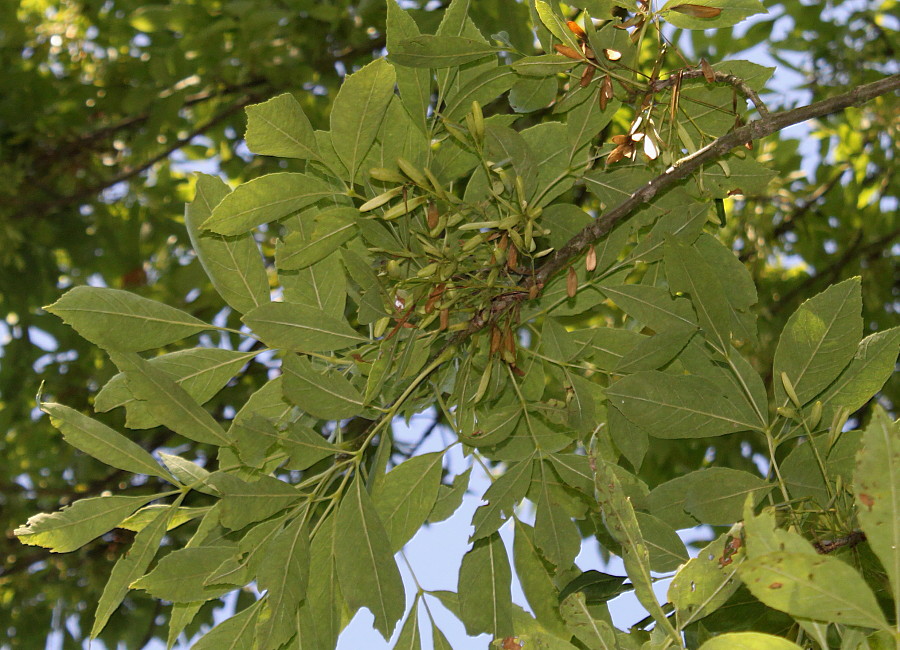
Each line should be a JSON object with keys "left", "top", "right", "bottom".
{"left": 650, "top": 68, "right": 771, "bottom": 117}
{"left": 813, "top": 530, "right": 866, "bottom": 554}
{"left": 449, "top": 73, "right": 900, "bottom": 344}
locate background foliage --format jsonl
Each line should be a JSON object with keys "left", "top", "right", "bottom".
{"left": 1, "top": 0, "right": 897, "bottom": 648}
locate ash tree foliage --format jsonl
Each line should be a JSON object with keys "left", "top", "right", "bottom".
{"left": 11, "top": 0, "right": 900, "bottom": 648}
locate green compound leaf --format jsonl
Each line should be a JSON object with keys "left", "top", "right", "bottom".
{"left": 243, "top": 301, "right": 365, "bottom": 352}
{"left": 458, "top": 532, "right": 514, "bottom": 638}
{"left": 16, "top": 493, "right": 160, "bottom": 553}
{"left": 41, "top": 402, "right": 167, "bottom": 479}
{"left": 698, "top": 632, "right": 802, "bottom": 650}
{"left": 335, "top": 476, "right": 405, "bottom": 639}
{"left": 389, "top": 35, "right": 499, "bottom": 68}
{"left": 854, "top": 407, "right": 900, "bottom": 617}
{"left": 738, "top": 551, "right": 890, "bottom": 631}
{"left": 373, "top": 451, "right": 444, "bottom": 552}
{"left": 92, "top": 505, "right": 173, "bottom": 637}
{"left": 45, "top": 286, "right": 208, "bottom": 352}
{"left": 331, "top": 58, "right": 396, "bottom": 182}
{"left": 773, "top": 277, "right": 862, "bottom": 408}
{"left": 186, "top": 174, "right": 269, "bottom": 314}
{"left": 202, "top": 172, "right": 337, "bottom": 236}
{"left": 281, "top": 353, "right": 365, "bottom": 420}
{"left": 244, "top": 93, "right": 320, "bottom": 161}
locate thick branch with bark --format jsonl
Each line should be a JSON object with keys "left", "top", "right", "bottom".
{"left": 452, "top": 73, "right": 900, "bottom": 343}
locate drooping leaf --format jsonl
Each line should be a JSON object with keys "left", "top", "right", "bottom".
{"left": 44, "top": 286, "right": 208, "bottom": 352}
{"left": 458, "top": 533, "right": 514, "bottom": 638}
{"left": 738, "top": 551, "right": 889, "bottom": 631}
{"left": 773, "top": 277, "right": 862, "bottom": 408}
{"left": 242, "top": 301, "right": 365, "bottom": 352}
{"left": 92, "top": 505, "right": 173, "bottom": 637}
{"left": 130, "top": 545, "right": 238, "bottom": 602}
{"left": 185, "top": 174, "right": 269, "bottom": 314}
{"left": 335, "top": 476, "right": 405, "bottom": 639}
{"left": 202, "top": 172, "right": 337, "bottom": 236}
{"left": 534, "top": 462, "right": 581, "bottom": 569}
{"left": 16, "top": 493, "right": 160, "bottom": 553}
{"left": 854, "top": 407, "right": 900, "bottom": 612}
{"left": 395, "top": 602, "right": 422, "bottom": 650}
{"left": 244, "top": 93, "right": 320, "bottom": 160}
{"left": 331, "top": 58, "right": 396, "bottom": 182}
{"left": 281, "top": 353, "right": 365, "bottom": 420}
{"left": 664, "top": 238, "right": 735, "bottom": 354}
{"left": 373, "top": 451, "right": 444, "bottom": 551}
{"left": 306, "top": 513, "right": 344, "bottom": 649}
{"left": 107, "top": 351, "right": 231, "bottom": 446}
{"left": 41, "top": 402, "right": 167, "bottom": 479}
{"left": 814, "top": 327, "right": 900, "bottom": 421}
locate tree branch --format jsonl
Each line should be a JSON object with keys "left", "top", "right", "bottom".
{"left": 453, "top": 73, "right": 900, "bottom": 342}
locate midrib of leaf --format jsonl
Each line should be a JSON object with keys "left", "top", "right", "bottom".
{"left": 58, "top": 305, "right": 205, "bottom": 328}
{"left": 253, "top": 316, "right": 361, "bottom": 344}
{"left": 538, "top": 465, "right": 567, "bottom": 561}
{"left": 220, "top": 604, "right": 259, "bottom": 650}
{"left": 488, "top": 538, "right": 501, "bottom": 636}
{"left": 215, "top": 186, "right": 333, "bottom": 225}
{"left": 360, "top": 489, "right": 391, "bottom": 627}
{"left": 197, "top": 183, "right": 262, "bottom": 310}
{"left": 345, "top": 77, "right": 385, "bottom": 180}
{"left": 29, "top": 495, "right": 155, "bottom": 534}
{"left": 62, "top": 416, "right": 162, "bottom": 475}
{"left": 618, "top": 391, "right": 758, "bottom": 431}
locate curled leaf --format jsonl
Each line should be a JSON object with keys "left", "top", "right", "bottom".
{"left": 554, "top": 44, "right": 583, "bottom": 60}
{"left": 700, "top": 58, "right": 716, "bottom": 83}
{"left": 671, "top": 4, "right": 722, "bottom": 18}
